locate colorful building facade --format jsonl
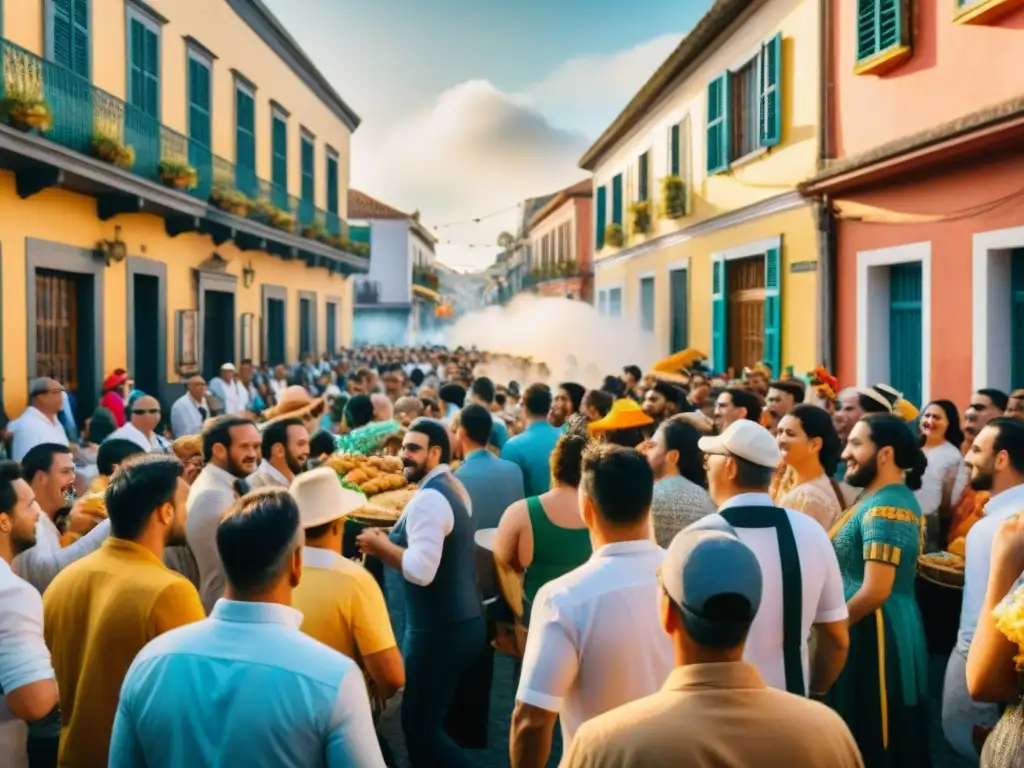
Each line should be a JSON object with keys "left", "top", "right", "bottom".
{"left": 524, "top": 179, "right": 593, "bottom": 302}
{"left": 0, "top": 0, "right": 367, "bottom": 415}
{"left": 581, "top": 0, "right": 823, "bottom": 378}
{"left": 805, "top": 0, "right": 1024, "bottom": 407}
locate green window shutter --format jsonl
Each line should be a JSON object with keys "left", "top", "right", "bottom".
{"left": 640, "top": 277, "right": 655, "bottom": 332}
{"left": 638, "top": 152, "right": 649, "bottom": 203}
{"left": 595, "top": 185, "right": 607, "bottom": 248}
{"left": 50, "top": 0, "right": 89, "bottom": 78}
{"left": 857, "top": 0, "right": 903, "bottom": 62}
{"left": 129, "top": 18, "right": 159, "bottom": 118}
{"left": 711, "top": 259, "right": 727, "bottom": 372}
{"left": 327, "top": 154, "right": 339, "bottom": 215}
{"left": 670, "top": 124, "right": 680, "bottom": 177}
{"left": 888, "top": 262, "right": 923, "bottom": 408}
{"left": 611, "top": 174, "right": 623, "bottom": 225}
{"left": 235, "top": 86, "right": 256, "bottom": 196}
{"left": 763, "top": 248, "right": 782, "bottom": 377}
{"left": 271, "top": 115, "right": 287, "bottom": 192}
{"left": 187, "top": 57, "right": 211, "bottom": 147}
{"left": 1011, "top": 250, "right": 1024, "bottom": 388}
{"left": 301, "top": 136, "right": 314, "bottom": 203}
{"left": 759, "top": 34, "right": 782, "bottom": 148}
{"left": 706, "top": 72, "right": 731, "bottom": 175}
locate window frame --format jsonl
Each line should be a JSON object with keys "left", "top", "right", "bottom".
{"left": 854, "top": 0, "right": 912, "bottom": 75}
{"left": 326, "top": 146, "right": 340, "bottom": 217}
{"left": 125, "top": 0, "right": 164, "bottom": 120}
{"left": 300, "top": 127, "right": 316, "bottom": 206}
{"left": 270, "top": 103, "right": 289, "bottom": 195}
{"left": 233, "top": 73, "right": 257, "bottom": 174}
{"left": 185, "top": 43, "right": 213, "bottom": 147}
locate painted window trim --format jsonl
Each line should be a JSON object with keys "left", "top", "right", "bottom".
{"left": 971, "top": 226, "right": 1024, "bottom": 392}
{"left": 638, "top": 272, "right": 656, "bottom": 333}
{"left": 270, "top": 109, "right": 288, "bottom": 192}
{"left": 954, "top": 0, "right": 1024, "bottom": 24}
{"left": 854, "top": 0, "right": 912, "bottom": 76}
{"left": 232, "top": 68, "right": 257, "bottom": 97}
{"left": 126, "top": 2, "right": 162, "bottom": 121}
{"left": 855, "top": 241, "right": 932, "bottom": 404}
{"left": 233, "top": 74, "right": 257, "bottom": 172}
{"left": 270, "top": 100, "right": 290, "bottom": 120}
{"left": 325, "top": 150, "right": 339, "bottom": 216}
{"left": 183, "top": 35, "right": 217, "bottom": 64}
{"left": 44, "top": 0, "right": 92, "bottom": 80}
{"left": 186, "top": 43, "right": 212, "bottom": 146}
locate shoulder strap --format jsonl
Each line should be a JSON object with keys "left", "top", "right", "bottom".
{"left": 720, "top": 506, "right": 805, "bottom": 696}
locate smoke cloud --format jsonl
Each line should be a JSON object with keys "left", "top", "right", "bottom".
{"left": 442, "top": 294, "right": 662, "bottom": 389}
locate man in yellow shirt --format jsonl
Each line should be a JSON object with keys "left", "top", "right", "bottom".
{"left": 43, "top": 454, "right": 205, "bottom": 767}
{"left": 290, "top": 467, "right": 405, "bottom": 701}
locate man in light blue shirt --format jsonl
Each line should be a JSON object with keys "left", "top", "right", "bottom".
{"left": 468, "top": 377, "right": 509, "bottom": 450}
{"left": 943, "top": 418, "right": 1024, "bottom": 760}
{"left": 109, "top": 489, "right": 385, "bottom": 768}
{"left": 501, "top": 384, "right": 561, "bottom": 497}
{"left": 455, "top": 405, "right": 524, "bottom": 531}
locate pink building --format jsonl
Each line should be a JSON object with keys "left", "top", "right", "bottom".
{"left": 524, "top": 180, "right": 594, "bottom": 302}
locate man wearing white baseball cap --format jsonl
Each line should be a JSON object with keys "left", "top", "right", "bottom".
{"left": 564, "top": 527, "right": 862, "bottom": 767}
{"left": 290, "top": 468, "right": 405, "bottom": 703}
{"left": 208, "top": 362, "right": 249, "bottom": 416}
{"left": 689, "top": 419, "right": 850, "bottom": 699}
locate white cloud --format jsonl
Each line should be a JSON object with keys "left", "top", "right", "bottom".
{"left": 350, "top": 33, "right": 685, "bottom": 270}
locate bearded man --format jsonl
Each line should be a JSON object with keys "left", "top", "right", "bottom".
{"left": 248, "top": 417, "right": 310, "bottom": 489}
{"left": 356, "top": 418, "right": 484, "bottom": 768}
{"left": 642, "top": 381, "right": 686, "bottom": 427}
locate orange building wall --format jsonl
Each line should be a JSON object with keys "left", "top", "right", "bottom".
{"left": 830, "top": 0, "right": 1024, "bottom": 158}
{"left": 834, "top": 152, "right": 1024, "bottom": 407}
{"left": 574, "top": 197, "right": 593, "bottom": 272}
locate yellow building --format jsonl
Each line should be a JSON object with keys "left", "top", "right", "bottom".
{"left": 0, "top": 0, "right": 367, "bottom": 415}
{"left": 579, "top": 0, "right": 822, "bottom": 378}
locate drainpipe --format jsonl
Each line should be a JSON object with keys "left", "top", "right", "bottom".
{"left": 816, "top": 0, "right": 837, "bottom": 370}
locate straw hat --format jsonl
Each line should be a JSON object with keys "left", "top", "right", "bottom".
{"left": 261, "top": 385, "right": 325, "bottom": 426}
{"left": 588, "top": 398, "right": 655, "bottom": 433}
{"left": 289, "top": 466, "right": 368, "bottom": 529}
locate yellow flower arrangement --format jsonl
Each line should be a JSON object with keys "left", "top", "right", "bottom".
{"left": 994, "top": 585, "right": 1024, "bottom": 669}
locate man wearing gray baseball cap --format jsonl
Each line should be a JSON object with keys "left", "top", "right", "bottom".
{"left": 563, "top": 528, "right": 863, "bottom": 768}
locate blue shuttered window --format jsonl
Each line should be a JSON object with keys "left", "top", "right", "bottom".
{"left": 50, "top": 0, "right": 90, "bottom": 78}
{"left": 640, "top": 277, "right": 655, "bottom": 332}
{"left": 235, "top": 86, "right": 256, "bottom": 197}
{"left": 608, "top": 288, "right": 622, "bottom": 319}
{"left": 187, "top": 53, "right": 212, "bottom": 197}
{"left": 759, "top": 34, "right": 782, "bottom": 147}
{"left": 670, "top": 124, "right": 680, "bottom": 176}
{"left": 670, "top": 269, "right": 689, "bottom": 353}
{"left": 611, "top": 174, "right": 623, "bottom": 225}
{"left": 1012, "top": 250, "right": 1024, "bottom": 388}
{"left": 857, "top": 0, "right": 906, "bottom": 63}
{"left": 638, "top": 152, "right": 650, "bottom": 203}
{"left": 595, "top": 185, "right": 607, "bottom": 249}
{"left": 327, "top": 154, "right": 339, "bottom": 216}
{"left": 326, "top": 302, "right": 337, "bottom": 356}
{"left": 706, "top": 73, "right": 730, "bottom": 174}
{"left": 300, "top": 134, "right": 315, "bottom": 223}
{"left": 711, "top": 260, "right": 726, "bottom": 372}
{"left": 763, "top": 248, "right": 782, "bottom": 377}
{"left": 271, "top": 113, "right": 288, "bottom": 208}
{"left": 128, "top": 17, "right": 159, "bottom": 118}
{"left": 889, "top": 263, "right": 923, "bottom": 408}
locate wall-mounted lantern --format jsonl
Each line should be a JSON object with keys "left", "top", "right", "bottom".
{"left": 242, "top": 260, "right": 256, "bottom": 289}
{"left": 95, "top": 225, "right": 127, "bottom": 266}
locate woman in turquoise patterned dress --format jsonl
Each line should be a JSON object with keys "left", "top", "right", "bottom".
{"left": 827, "top": 414, "right": 931, "bottom": 766}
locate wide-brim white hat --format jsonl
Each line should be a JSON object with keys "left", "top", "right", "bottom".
{"left": 289, "top": 466, "right": 367, "bottom": 529}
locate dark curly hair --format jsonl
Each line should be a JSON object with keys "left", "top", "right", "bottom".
{"left": 550, "top": 433, "right": 588, "bottom": 489}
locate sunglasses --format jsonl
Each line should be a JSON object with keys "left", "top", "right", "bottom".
{"left": 133, "top": 409, "right": 161, "bottom": 415}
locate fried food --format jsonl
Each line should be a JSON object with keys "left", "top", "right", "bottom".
{"left": 367, "top": 488, "right": 417, "bottom": 512}
{"left": 360, "top": 473, "right": 408, "bottom": 496}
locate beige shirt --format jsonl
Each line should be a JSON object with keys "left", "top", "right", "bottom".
{"left": 185, "top": 464, "right": 241, "bottom": 613}
{"left": 564, "top": 663, "right": 863, "bottom": 768}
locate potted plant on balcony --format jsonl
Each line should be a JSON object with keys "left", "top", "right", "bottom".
{"left": 211, "top": 183, "right": 251, "bottom": 217}
{"left": 661, "top": 176, "right": 687, "bottom": 219}
{"left": 604, "top": 223, "right": 624, "bottom": 248}
{"left": 3, "top": 88, "right": 53, "bottom": 133}
{"left": 158, "top": 159, "right": 198, "bottom": 190}
{"left": 301, "top": 222, "right": 330, "bottom": 243}
{"left": 630, "top": 200, "right": 652, "bottom": 236}
{"left": 92, "top": 132, "right": 136, "bottom": 169}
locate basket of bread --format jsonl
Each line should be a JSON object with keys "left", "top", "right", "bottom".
{"left": 322, "top": 454, "right": 415, "bottom": 517}
{"left": 918, "top": 539, "right": 966, "bottom": 589}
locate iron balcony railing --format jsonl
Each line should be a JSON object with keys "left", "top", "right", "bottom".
{"left": 522, "top": 261, "right": 590, "bottom": 290}
{"left": 412, "top": 266, "right": 440, "bottom": 291}
{"left": 0, "top": 38, "right": 355, "bottom": 252}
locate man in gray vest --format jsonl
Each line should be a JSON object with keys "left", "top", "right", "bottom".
{"left": 356, "top": 418, "right": 484, "bottom": 768}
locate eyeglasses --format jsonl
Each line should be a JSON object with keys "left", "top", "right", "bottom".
{"left": 133, "top": 409, "right": 161, "bottom": 415}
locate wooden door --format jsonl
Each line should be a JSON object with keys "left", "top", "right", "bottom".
{"left": 889, "top": 263, "right": 923, "bottom": 407}
{"left": 727, "top": 257, "right": 766, "bottom": 374}
{"left": 36, "top": 271, "right": 79, "bottom": 390}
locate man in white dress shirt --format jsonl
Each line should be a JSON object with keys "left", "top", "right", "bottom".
{"left": 109, "top": 489, "right": 386, "bottom": 767}
{"left": 10, "top": 379, "right": 69, "bottom": 463}
{"left": 185, "top": 415, "right": 261, "bottom": 613}
{"left": 106, "top": 395, "right": 171, "bottom": 454}
{"left": 511, "top": 443, "right": 673, "bottom": 766}
{"left": 689, "top": 420, "right": 849, "bottom": 697}
{"left": 207, "top": 363, "right": 249, "bottom": 416}
{"left": 0, "top": 461, "right": 60, "bottom": 768}
{"left": 356, "top": 418, "right": 484, "bottom": 768}
{"left": 943, "top": 417, "right": 1024, "bottom": 759}
{"left": 248, "top": 417, "right": 310, "bottom": 490}
{"left": 13, "top": 444, "right": 110, "bottom": 593}
{"left": 170, "top": 376, "right": 210, "bottom": 438}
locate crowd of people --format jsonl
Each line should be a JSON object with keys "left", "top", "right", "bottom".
{"left": 3, "top": 343, "right": 1024, "bottom": 767}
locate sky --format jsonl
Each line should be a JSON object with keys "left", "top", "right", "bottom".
{"left": 261, "top": 0, "right": 714, "bottom": 271}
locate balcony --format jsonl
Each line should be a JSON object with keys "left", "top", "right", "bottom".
{"left": 523, "top": 260, "right": 590, "bottom": 290}
{"left": 0, "top": 38, "right": 367, "bottom": 273}
{"left": 412, "top": 265, "right": 439, "bottom": 291}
